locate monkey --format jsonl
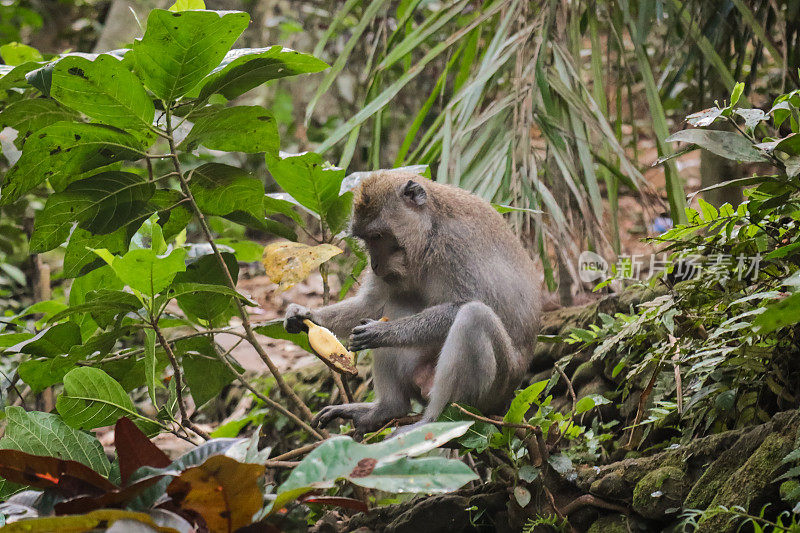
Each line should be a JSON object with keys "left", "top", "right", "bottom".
{"left": 284, "top": 171, "right": 541, "bottom": 436}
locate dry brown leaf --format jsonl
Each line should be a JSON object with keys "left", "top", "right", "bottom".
{"left": 262, "top": 241, "right": 342, "bottom": 290}
{"left": 166, "top": 454, "right": 265, "bottom": 533}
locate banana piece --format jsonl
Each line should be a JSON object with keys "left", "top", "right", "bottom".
{"left": 303, "top": 319, "right": 358, "bottom": 377}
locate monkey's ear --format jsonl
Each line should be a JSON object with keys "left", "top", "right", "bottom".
{"left": 402, "top": 180, "right": 427, "bottom": 206}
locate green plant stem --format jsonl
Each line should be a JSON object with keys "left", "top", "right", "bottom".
{"left": 206, "top": 333, "right": 325, "bottom": 440}
{"left": 152, "top": 320, "right": 210, "bottom": 440}
{"left": 161, "top": 106, "right": 318, "bottom": 428}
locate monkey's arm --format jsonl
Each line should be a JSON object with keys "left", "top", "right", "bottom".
{"left": 285, "top": 275, "right": 385, "bottom": 339}
{"left": 349, "top": 302, "right": 462, "bottom": 351}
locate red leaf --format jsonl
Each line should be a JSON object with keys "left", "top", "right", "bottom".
{"left": 0, "top": 449, "right": 115, "bottom": 496}
{"left": 115, "top": 417, "right": 170, "bottom": 485}
{"left": 299, "top": 495, "right": 368, "bottom": 513}
{"left": 54, "top": 475, "right": 165, "bottom": 515}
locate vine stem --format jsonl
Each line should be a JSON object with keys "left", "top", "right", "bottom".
{"left": 207, "top": 333, "right": 325, "bottom": 440}
{"left": 152, "top": 320, "right": 210, "bottom": 440}
{"left": 162, "top": 106, "right": 318, "bottom": 427}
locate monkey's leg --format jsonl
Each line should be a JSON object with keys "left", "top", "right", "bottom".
{"left": 423, "top": 301, "right": 517, "bottom": 422}
{"left": 313, "top": 347, "right": 415, "bottom": 436}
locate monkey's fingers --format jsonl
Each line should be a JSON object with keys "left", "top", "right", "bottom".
{"left": 312, "top": 405, "right": 347, "bottom": 428}
{"left": 349, "top": 324, "right": 384, "bottom": 351}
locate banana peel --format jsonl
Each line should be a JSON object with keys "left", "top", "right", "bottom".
{"left": 303, "top": 319, "right": 358, "bottom": 377}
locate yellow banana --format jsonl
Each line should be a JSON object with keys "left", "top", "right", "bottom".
{"left": 303, "top": 319, "right": 358, "bottom": 377}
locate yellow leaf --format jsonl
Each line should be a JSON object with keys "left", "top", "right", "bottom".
{"left": 0, "top": 509, "right": 176, "bottom": 533}
{"left": 167, "top": 455, "right": 265, "bottom": 533}
{"left": 262, "top": 241, "right": 342, "bottom": 290}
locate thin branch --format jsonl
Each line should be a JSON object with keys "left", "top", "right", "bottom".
{"left": 561, "top": 494, "right": 628, "bottom": 516}
{"left": 554, "top": 363, "right": 576, "bottom": 412}
{"left": 152, "top": 321, "right": 210, "bottom": 440}
{"left": 206, "top": 334, "right": 324, "bottom": 440}
{"left": 264, "top": 460, "right": 300, "bottom": 469}
{"left": 270, "top": 441, "right": 322, "bottom": 461}
{"left": 163, "top": 106, "right": 318, "bottom": 427}
{"left": 450, "top": 403, "right": 536, "bottom": 430}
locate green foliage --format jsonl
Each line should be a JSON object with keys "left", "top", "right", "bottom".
{"left": 0, "top": 10, "right": 479, "bottom": 528}
{"left": 270, "top": 422, "right": 478, "bottom": 513}
{"left": 571, "top": 84, "right": 800, "bottom": 443}
{"left": 0, "top": 7, "right": 330, "bottom": 443}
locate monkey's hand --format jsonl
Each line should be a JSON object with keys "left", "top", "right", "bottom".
{"left": 349, "top": 319, "right": 392, "bottom": 351}
{"left": 284, "top": 303, "right": 313, "bottom": 334}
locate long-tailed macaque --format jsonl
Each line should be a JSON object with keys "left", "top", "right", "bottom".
{"left": 285, "top": 171, "right": 541, "bottom": 435}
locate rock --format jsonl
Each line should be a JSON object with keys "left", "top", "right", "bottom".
{"left": 572, "top": 359, "right": 603, "bottom": 391}
{"left": 695, "top": 432, "right": 793, "bottom": 532}
{"left": 589, "top": 470, "right": 630, "bottom": 501}
{"left": 587, "top": 514, "right": 630, "bottom": 533}
{"left": 631, "top": 466, "right": 687, "bottom": 520}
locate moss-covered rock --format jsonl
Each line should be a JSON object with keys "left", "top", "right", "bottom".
{"left": 683, "top": 422, "right": 772, "bottom": 509}
{"left": 589, "top": 470, "right": 630, "bottom": 501}
{"left": 587, "top": 513, "right": 630, "bottom": 533}
{"left": 696, "top": 432, "right": 793, "bottom": 532}
{"left": 631, "top": 466, "right": 687, "bottom": 520}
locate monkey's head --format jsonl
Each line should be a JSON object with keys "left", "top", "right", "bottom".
{"left": 351, "top": 173, "right": 432, "bottom": 281}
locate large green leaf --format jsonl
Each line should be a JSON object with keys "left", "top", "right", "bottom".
{"left": 102, "top": 247, "right": 187, "bottom": 296}
{"left": 253, "top": 319, "right": 312, "bottom": 353}
{"left": 503, "top": 379, "right": 548, "bottom": 425}
{"left": 51, "top": 55, "right": 155, "bottom": 132}
{"left": 189, "top": 163, "right": 265, "bottom": 220}
{"left": 24, "top": 50, "right": 130, "bottom": 97}
{"left": 56, "top": 367, "right": 139, "bottom": 430}
{"left": 665, "top": 129, "right": 767, "bottom": 163}
{"left": 51, "top": 290, "right": 141, "bottom": 327}
{"left": 30, "top": 171, "right": 155, "bottom": 253}
{"left": 195, "top": 46, "right": 328, "bottom": 101}
{"left": 1, "top": 122, "right": 147, "bottom": 205}
{"left": 10, "top": 322, "right": 81, "bottom": 357}
{"left": 179, "top": 337, "right": 237, "bottom": 408}
{"left": 62, "top": 227, "right": 130, "bottom": 278}
{"left": 0, "top": 406, "right": 111, "bottom": 477}
{"left": 169, "top": 252, "right": 239, "bottom": 324}
{"left": 0, "top": 61, "right": 42, "bottom": 92}
{"left": 131, "top": 9, "right": 249, "bottom": 101}
{"left": 0, "top": 43, "right": 42, "bottom": 66}
{"left": 753, "top": 293, "right": 800, "bottom": 334}
{"left": 272, "top": 422, "right": 476, "bottom": 512}
{"left": 180, "top": 106, "right": 279, "bottom": 154}
{"left": 222, "top": 210, "right": 297, "bottom": 241}
{"left": 265, "top": 152, "right": 345, "bottom": 215}
{"left": 0, "top": 98, "right": 77, "bottom": 149}
{"left": 18, "top": 354, "right": 81, "bottom": 392}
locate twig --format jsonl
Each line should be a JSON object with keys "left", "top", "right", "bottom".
{"left": 152, "top": 321, "right": 210, "bottom": 440}
{"left": 542, "top": 483, "right": 566, "bottom": 521}
{"left": 561, "top": 494, "right": 628, "bottom": 516}
{"left": 450, "top": 403, "right": 536, "bottom": 431}
{"left": 208, "top": 337, "right": 324, "bottom": 440}
{"left": 271, "top": 441, "right": 323, "bottom": 461}
{"left": 332, "top": 372, "right": 353, "bottom": 403}
{"left": 362, "top": 415, "right": 423, "bottom": 443}
{"left": 554, "top": 363, "right": 576, "bottom": 412}
{"left": 264, "top": 460, "right": 300, "bottom": 469}
{"left": 626, "top": 357, "right": 662, "bottom": 448}
{"left": 163, "top": 106, "right": 317, "bottom": 427}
